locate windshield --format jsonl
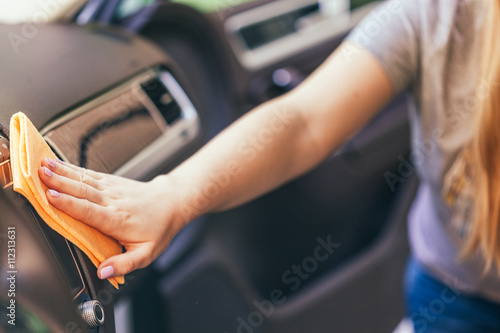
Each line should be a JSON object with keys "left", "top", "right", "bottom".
{"left": 0, "top": 0, "right": 87, "bottom": 24}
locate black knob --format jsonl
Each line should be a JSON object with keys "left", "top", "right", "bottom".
{"left": 79, "top": 300, "right": 105, "bottom": 328}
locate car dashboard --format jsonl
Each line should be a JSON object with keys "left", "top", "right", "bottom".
{"left": 0, "top": 23, "right": 201, "bottom": 332}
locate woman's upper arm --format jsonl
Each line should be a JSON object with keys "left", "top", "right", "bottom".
{"left": 285, "top": 42, "right": 395, "bottom": 160}
{"left": 286, "top": 0, "right": 420, "bottom": 160}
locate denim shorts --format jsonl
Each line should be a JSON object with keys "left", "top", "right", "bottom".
{"left": 404, "top": 257, "right": 500, "bottom": 333}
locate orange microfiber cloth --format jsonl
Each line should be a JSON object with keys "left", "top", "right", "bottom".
{"left": 10, "top": 112, "right": 124, "bottom": 288}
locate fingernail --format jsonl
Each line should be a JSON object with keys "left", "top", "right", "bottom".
{"left": 43, "top": 167, "right": 53, "bottom": 177}
{"left": 48, "top": 189, "right": 60, "bottom": 198}
{"left": 56, "top": 158, "right": 64, "bottom": 164}
{"left": 48, "top": 158, "right": 57, "bottom": 168}
{"left": 100, "top": 266, "right": 114, "bottom": 279}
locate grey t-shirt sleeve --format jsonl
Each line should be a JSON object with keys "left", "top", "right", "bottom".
{"left": 345, "top": 0, "right": 421, "bottom": 93}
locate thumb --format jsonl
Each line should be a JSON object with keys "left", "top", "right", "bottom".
{"left": 98, "top": 245, "right": 152, "bottom": 279}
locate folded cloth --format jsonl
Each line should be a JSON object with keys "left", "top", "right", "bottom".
{"left": 10, "top": 112, "right": 124, "bottom": 288}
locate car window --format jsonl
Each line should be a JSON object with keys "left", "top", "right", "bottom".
{"left": 115, "top": 0, "right": 378, "bottom": 19}
{"left": 170, "top": 0, "right": 256, "bottom": 13}
{"left": 116, "top": 0, "right": 156, "bottom": 18}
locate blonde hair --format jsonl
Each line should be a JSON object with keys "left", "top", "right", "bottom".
{"left": 463, "top": 0, "right": 500, "bottom": 272}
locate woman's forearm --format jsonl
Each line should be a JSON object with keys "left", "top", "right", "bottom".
{"left": 163, "top": 95, "right": 321, "bottom": 221}
{"left": 163, "top": 44, "right": 395, "bottom": 224}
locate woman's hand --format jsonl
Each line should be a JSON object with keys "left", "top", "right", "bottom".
{"left": 38, "top": 158, "right": 184, "bottom": 280}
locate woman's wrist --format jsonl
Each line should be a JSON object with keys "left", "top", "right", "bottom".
{"left": 150, "top": 173, "right": 205, "bottom": 232}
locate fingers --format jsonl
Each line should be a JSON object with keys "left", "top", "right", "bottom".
{"left": 56, "top": 159, "right": 104, "bottom": 181}
{"left": 41, "top": 158, "right": 103, "bottom": 189}
{"left": 45, "top": 188, "right": 111, "bottom": 231}
{"left": 39, "top": 166, "right": 106, "bottom": 205}
{"left": 98, "top": 245, "right": 153, "bottom": 278}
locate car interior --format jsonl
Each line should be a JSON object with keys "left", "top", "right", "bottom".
{"left": 0, "top": 0, "right": 419, "bottom": 332}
